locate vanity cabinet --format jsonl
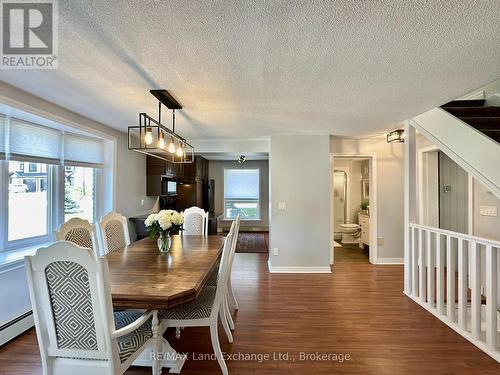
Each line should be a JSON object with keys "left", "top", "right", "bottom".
{"left": 358, "top": 213, "right": 370, "bottom": 248}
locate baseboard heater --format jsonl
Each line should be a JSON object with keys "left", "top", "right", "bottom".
{"left": 0, "top": 310, "right": 34, "bottom": 346}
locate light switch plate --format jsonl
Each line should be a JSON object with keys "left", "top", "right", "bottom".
{"left": 378, "top": 237, "right": 384, "bottom": 246}
{"left": 278, "top": 202, "right": 287, "bottom": 210}
{"left": 480, "top": 205, "right": 497, "bottom": 217}
{"left": 273, "top": 248, "right": 279, "bottom": 256}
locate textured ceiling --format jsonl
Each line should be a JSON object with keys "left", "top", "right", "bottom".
{"left": 1, "top": 0, "right": 500, "bottom": 139}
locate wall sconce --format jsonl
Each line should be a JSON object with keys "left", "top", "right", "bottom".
{"left": 387, "top": 129, "right": 405, "bottom": 143}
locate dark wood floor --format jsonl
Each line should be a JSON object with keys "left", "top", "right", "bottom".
{"left": 1, "top": 254, "right": 499, "bottom": 374}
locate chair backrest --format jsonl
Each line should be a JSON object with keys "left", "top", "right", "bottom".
{"left": 182, "top": 206, "right": 208, "bottom": 236}
{"left": 56, "top": 218, "right": 99, "bottom": 257}
{"left": 227, "top": 214, "right": 241, "bottom": 272}
{"left": 98, "top": 212, "right": 131, "bottom": 254}
{"left": 25, "top": 241, "right": 120, "bottom": 370}
{"left": 212, "top": 222, "right": 235, "bottom": 310}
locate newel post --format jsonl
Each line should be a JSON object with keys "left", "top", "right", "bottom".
{"left": 404, "top": 121, "right": 417, "bottom": 294}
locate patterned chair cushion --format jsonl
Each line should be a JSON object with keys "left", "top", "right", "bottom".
{"left": 64, "top": 227, "right": 93, "bottom": 250}
{"left": 183, "top": 213, "right": 204, "bottom": 235}
{"left": 46, "top": 261, "right": 98, "bottom": 351}
{"left": 114, "top": 310, "right": 153, "bottom": 363}
{"left": 105, "top": 221, "right": 126, "bottom": 253}
{"left": 159, "top": 286, "right": 216, "bottom": 320}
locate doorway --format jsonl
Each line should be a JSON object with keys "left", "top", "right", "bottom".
{"left": 330, "top": 155, "right": 377, "bottom": 264}
{"left": 419, "top": 148, "right": 469, "bottom": 234}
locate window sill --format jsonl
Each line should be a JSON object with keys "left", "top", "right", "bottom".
{"left": 0, "top": 242, "right": 52, "bottom": 271}
{"left": 222, "top": 218, "right": 262, "bottom": 222}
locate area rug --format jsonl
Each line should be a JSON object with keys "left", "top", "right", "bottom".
{"left": 235, "top": 232, "right": 268, "bottom": 253}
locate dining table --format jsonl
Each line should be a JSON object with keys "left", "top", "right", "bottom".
{"left": 106, "top": 234, "right": 226, "bottom": 373}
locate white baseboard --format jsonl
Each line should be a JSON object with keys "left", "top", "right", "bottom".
{"left": 375, "top": 257, "right": 404, "bottom": 265}
{"left": 267, "top": 260, "right": 331, "bottom": 273}
{"left": 0, "top": 311, "right": 34, "bottom": 346}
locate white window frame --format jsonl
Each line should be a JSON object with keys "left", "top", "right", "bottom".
{"left": 0, "top": 114, "right": 113, "bottom": 254}
{"left": 63, "top": 164, "right": 99, "bottom": 224}
{"left": 1, "top": 160, "right": 56, "bottom": 250}
{"left": 223, "top": 167, "right": 261, "bottom": 221}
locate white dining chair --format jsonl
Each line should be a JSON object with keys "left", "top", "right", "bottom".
{"left": 225, "top": 214, "right": 241, "bottom": 330}
{"left": 25, "top": 241, "right": 161, "bottom": 375}
{"left": 182, "top": 206, "right": 209, "bottom": 236}
{"left": 97, "top": 212, "right": 131, "bottom": 254}
{"left": 159, "top": 224, "right": 235, "bottom": 375}
{"left": 56, "top": 217, "right": 99, "bottom": 257}
{"left": 205, "top": 215, "right": 240, "bottom": 342}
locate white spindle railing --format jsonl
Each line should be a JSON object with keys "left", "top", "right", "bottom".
{"left": 406, "top": 223, "right": 500, "bottom": 362}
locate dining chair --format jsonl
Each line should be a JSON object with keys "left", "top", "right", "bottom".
{"left": 159, "top": 224, "right": 235, "bottom": 375}
{"left": 206, "top": 215, "right": 240, "bottom": 341}
{"left": 182, "top": 206, "right": 209, "bottom": 236}
{"left": 225, "top": 214, "right": 241, "bottom": 330}
{"left": 98, "top": 212, "right": 131, "bottom": 254}
{"left": 25, "top": 241, "right": 161, "bottom": 375}
{"left": 56, "top": 217, "right": 99, "bottom": 257}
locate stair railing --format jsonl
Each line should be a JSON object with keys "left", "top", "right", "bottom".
{"left": 406, "top": 223, "right": 500, "bottom": 361}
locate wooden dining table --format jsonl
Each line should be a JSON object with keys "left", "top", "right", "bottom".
{"left": 106, "top": 234, "right": 226, "bottom": 373}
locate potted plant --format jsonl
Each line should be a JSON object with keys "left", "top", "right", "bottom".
{"left": 144, "top": 210, "right": 184, "bottom": 253}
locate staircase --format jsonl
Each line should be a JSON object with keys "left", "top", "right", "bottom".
{"left": 441, "top": 100, "right": 500, "bottom": 143}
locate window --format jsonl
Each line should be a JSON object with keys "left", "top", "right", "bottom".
{"left": 0, "top": 112, "right": 112, "bottom": 253}
{"left": 8, "top": 161, "right": 50, "bottom": 241}
{"left": 65, "top": 166, "right": 95, "bottom": 223}
{"left": 28, "top": 163, "right": 37, "bottom": 172}
{"left": 224, "top": 169, "right": 260, "bottom": 220}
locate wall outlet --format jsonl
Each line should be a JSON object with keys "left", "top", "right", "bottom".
{"left": 273, "top": 247, "right": 279, "bottom": 256}
{"left": 480, "top": 205, "right": 497, "bottom": 217}
{"left": 278, "top": 202, "right": 287, "bottom": 210}
{"left": 140, "top": 199, "right": 145, "bottom": 207}
{"left": 377, "top": 237, "right": 384, "bottom": 246}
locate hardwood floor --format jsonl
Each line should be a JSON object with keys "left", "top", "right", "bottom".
{"left": 1, "top": 253, "right": 499, "bottom": 374}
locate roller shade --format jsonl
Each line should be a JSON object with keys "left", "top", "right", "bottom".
{"left": 224, "top": 169, "right": 260, "bottom": 199}
{"left": 0, "top": 116, "right": 5, "bottom": 160}
{"left": 64, "top": 133, "right": 105, "bottom": 167}
{"left": 9, "top": 118, "right": 61, "bottom": 163}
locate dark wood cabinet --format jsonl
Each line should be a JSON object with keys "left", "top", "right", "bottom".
{"left": 146, "top": 155, "right": 209, "bottom": 196}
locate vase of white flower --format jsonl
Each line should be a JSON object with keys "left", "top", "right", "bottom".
{"left": 144, "top": 210, "right": 184, "bottom": 253}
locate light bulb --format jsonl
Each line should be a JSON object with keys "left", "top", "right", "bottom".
{"left": 158, "top": 132, "right": 165, "bottom": 149}
{"left": 176, "top": 144, "right": 184, "bottom": 157}
{"left": 167, "top": 137, "right": 176, "bottom": 153}
{"left": 144, "top": 128, "right": 153, "bottom": 145}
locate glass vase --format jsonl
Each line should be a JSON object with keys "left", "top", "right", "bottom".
{"left": 157, "top": 232, "right": 171, "bottom": 253}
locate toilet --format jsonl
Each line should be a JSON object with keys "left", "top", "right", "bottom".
{"left": 339, "top": 223, "right": 361, "bottom": 244}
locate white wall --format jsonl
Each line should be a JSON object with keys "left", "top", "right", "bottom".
{"left": 208, "top": 160, "right": 269, "bottom": 229}
{"left": 269, "top": 135, "right": 331, "bottom": 272}
{"left": 330, "top": 135, "right": 405, "bottom": 260}
{"left": 0, "top": 82, "right": 156, "bottom": 333}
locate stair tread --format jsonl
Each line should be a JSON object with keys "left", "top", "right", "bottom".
{"left": 442, "top": 99, "right": 485, "bottom": 107}
{"left": 442, "top": 106, "right": 500, "bottom": 117}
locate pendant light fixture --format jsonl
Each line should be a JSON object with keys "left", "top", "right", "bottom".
{"left": 386, "top": 129, "right": 405, "bottom": 143}
{"left": 128, "top": 90, "right": 194, "bottom": 163}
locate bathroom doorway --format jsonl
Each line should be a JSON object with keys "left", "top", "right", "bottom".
{"left": 330, "top": 155, "right": 378, "bottom": 264}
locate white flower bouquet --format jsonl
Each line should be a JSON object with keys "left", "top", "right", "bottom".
{"left": 144, "top": 210, "right": 184, "bottom": 252}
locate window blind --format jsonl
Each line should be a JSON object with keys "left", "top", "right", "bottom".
{"left": 9, "top": 118, "right": 62, "bottom": 163}
{"left": 224, "top": 169, "right": 260, "bottom": 199}
{"left": 0, "top": 116, "right": 5, "bottom": 160}
{"left": 64, "top": 133, "right": 105, "bottom": 167}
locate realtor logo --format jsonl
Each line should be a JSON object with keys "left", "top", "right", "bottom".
{"left": 1, "top": 0, "right": 58, "bottom": 68}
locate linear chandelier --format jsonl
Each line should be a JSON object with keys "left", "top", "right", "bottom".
{"left": 128, "top": 89, "right": 194, "bottom": 163}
